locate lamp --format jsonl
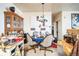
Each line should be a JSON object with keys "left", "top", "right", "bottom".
{"left": 37, "top": 3, "right": 47, "bottom": 26}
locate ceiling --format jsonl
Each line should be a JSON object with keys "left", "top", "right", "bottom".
{"left": 14, "top": 3, "right": 79, "bottom": 14}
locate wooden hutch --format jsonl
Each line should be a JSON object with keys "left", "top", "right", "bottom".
{"left": 4, "top": 11, "right": 24, "bottom": 35}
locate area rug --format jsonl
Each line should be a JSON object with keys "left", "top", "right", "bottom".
{"left": 51, "top": 43, "right": 57, "bottom": 48}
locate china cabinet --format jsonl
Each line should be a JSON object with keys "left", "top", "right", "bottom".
{"left": 4, "top": 11, "right": 23, "bottom": 35}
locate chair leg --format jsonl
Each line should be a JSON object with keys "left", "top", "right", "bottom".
{"left": 46, "top": 49, "right": 53, "bottom": 53}
{"left": 40, "top": 47, "right": 53, "bottom": 56}
{"left": 24, "top": 50, "right": 26, "bottom": 56}
{"left": 40, "top": 47, "right": 46, "bottom": 56}
{"left": 32, "top": 45, "right": 36, "bottom": 53}
{"left": 24, "top": 47, "right": 33, "bottom": 56}
{"left": 44, "top": 48, "right": 46, "bottom": 56}
{"left": 20, "top": 48, "right": 22, "bottom": 56}
{"left": 44, "top": 50, "right": 46, "bottom": 56}
{"left": 24, "top": 49, "right": 28, "bottom": 56}
{"left": 33, "top": 47, "right": 36, "bottom": 53}
{"left": 24, "top": 47, "right": 26, "bottom": 56}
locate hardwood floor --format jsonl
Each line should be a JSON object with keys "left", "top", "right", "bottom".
{"left": 25, "top": 46, "right": 65, "bottom": 56}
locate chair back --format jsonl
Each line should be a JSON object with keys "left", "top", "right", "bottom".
{"left": 27, "top": 34, "right": 33, "bottom": 44}
{"left": 41, "top": 35, "right": 53, "bottom": 47}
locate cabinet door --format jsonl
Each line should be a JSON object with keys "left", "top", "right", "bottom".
{"left": 21, "top": 19, "right": 23, "bottom": 29}
{"left": 13, "top": 16, "right": 17, "bottom": 30}
{"left": 4, "top": 12, "right": 23, "bottom": 35}
{"left": 19, "top": 18, "right": 23, "bottom": 29}
{"left": 5, "top": 16, "right": 11, "bottom": 34}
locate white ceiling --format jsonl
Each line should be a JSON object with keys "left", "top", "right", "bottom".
{"left": 14, "top": 3, "right": 79, "bottom": 14}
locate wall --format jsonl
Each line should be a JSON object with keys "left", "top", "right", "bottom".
{"left": 62, "top": 11, "right": 79, "bottom": 36}
{"left": 54, "top": 12, "right": 62, "bottom": 40}
{"left": 0, "top": 3, "right": 23, "bottom": 36}
{"left": 54, "top": 11, "right": 79, "bottom": 40}
{"left": 23, "top": 12, "right": 52, "bottom": 36}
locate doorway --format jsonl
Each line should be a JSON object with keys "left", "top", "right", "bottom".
{"left": 56, "top": 21, "right": 58, "bottom": 39}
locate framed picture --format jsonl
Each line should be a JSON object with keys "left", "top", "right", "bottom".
{"left": 71, "top": 13, "right": 79, "bottom": 29}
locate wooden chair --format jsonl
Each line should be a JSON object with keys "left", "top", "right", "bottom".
{"left": 40, "top": 35, "right": 53, "bottom": 56}
{"left": 24, "top": 33, "right": 37, "bottom": 56}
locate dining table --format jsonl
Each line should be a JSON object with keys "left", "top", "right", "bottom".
{"left": 32, "top": 37, "right": 44, "bottom": 43}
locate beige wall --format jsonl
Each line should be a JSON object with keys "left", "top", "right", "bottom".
{"left": 62, "top": 11, "right": 79, "bottom": 36}
{"left": 54, "top": 11, "right": 79, "bottom": 40}
{"left": 54, "top": 12, "right": 62, "bottom": 40}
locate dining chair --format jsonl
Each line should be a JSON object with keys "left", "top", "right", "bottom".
{"left": 1, "top": 36, "right": 8, "bottom": 52}
{"left": 40, "top": 34, "right": 54, "bottom": 56}
{"left": 25, "top": 33, "right": 37, "bottom": 55}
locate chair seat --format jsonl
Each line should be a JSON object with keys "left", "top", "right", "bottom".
{"left": 41, "top": 42, "right": 51, "bottom": 47}
{"left": 27, "top": 41, "right": 37, "bottom": 46}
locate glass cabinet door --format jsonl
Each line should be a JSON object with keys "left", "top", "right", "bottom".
{"left": 4, "top": 12, "right": 24, "bottom": 35}
{"left": 6, "top": 16, "right": 10, "bottom": 24}
{"left": 6, "top": 16, "right": 11, "bottom": 34}
{"left": 6, "top": 16, "right": 10, "bottom": 29}
{"left": 13, "top": 16, "right": 17, "bottom": 29}
{"left": 21, "top": 19, "right": 23, "bottom": 29}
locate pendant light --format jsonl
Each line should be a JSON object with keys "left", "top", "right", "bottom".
{"left": 37, "top": 3, "right": 47, "bottom": 26}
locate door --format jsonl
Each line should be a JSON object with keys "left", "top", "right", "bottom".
{"left": 56, "top": 21, "right": 58, "bottom": 39}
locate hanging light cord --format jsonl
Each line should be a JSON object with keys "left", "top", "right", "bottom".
{"left": 42, "top": 3, "right": 44, "bottom": 18}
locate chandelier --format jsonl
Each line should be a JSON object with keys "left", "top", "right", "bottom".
{"left": 37, "top": 3, "right": 47, "bottom": 26}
